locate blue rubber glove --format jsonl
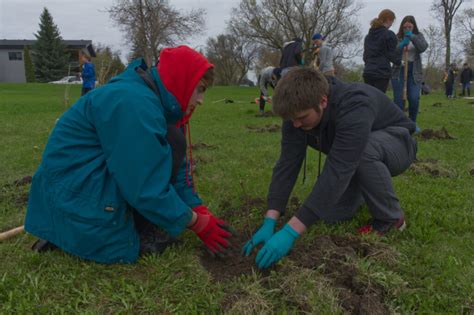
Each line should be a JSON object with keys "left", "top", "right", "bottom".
{"left": 242, "top": 217, "right": 277, "bottom": 256}
{"left": 255, "top": 224, "right": 300, "bottom": 269}
{"left": 404, "top": 30, "right": 413, "bottom": 37}
{"left": 398, "top": 37, "right": 410, "bottom": 49}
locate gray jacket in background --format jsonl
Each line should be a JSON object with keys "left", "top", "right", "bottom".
{"left": 391, "top": 33, "right": 428, "bottom": 84}
{"left": 258, "top": 66, "right": 276, "bottom": 96}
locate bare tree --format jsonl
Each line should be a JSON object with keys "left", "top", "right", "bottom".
{"left": 205, "top": 34, "right": 259, "bottom": 85}
{"left": 423, "top": 25, "right": 446, "bottom": 89}
{"left": 431, "top": 0, "right": 464, "bottom": 68}
{"left": 108, "top": 0, "right": 205, "bottom": 65}
{"left": 455, "top": 7, "right": 474, "bottom": 64}
{"left": 424, "top": 25, "right": 446, "bottom": 68}
{"left": 93, "top": 44, "right": 126, "bottom": 85}
{"left": 227, "top": 0, "right": 363, "bottom": 64}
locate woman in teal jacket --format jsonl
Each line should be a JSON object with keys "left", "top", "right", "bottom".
{"left": 25, "top": 46, "right": 234, "bottom": 264}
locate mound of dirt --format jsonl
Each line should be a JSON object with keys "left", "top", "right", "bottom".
{"left": 409, "top": 159, "right": 454, "bottom": 177}
{"left": 246, "top": 124, "right": 281, "bottom": 133}
{"left": 417, "top": 127, "right": 455, "bottom": 140}
{"left": 290, "top": 235, "right": 394, "bottom": 314}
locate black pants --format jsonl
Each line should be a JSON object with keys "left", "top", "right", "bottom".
{"left": 259, "top": 92, "right": 266, "bottom": 112}
{"left": 134, "top": 124, "right": 187, "bottom": 254}
{"left": 81, "top": 87, "right": 93, "bottom": 96}
{"left": 363, "top": 75, "right": 390, "bottom": 93}
{"left": 314, "top": 126, "right": 417, "bottom": 224}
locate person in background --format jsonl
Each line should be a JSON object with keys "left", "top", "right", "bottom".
{"left": 243, "top": 68, "right": 416, "bottom": 269}
{"left": 445, "top": 63, "right": 458, "bottom": 98}
{"left": 279, "top": 38, "right": 304, "bottom": 69}
{"left": 391, "top": 15, "right": 428, "bottom": 131}
{"left": 25, "top": 46, "right": 235, "bottom": 264}
{"left": 79, "top": 44, "right": 96, "bottom": 96}
{"left": 363, "top": 9, "right": 400, "bottom": 93}
{"left": 257, "top": 66, "right": 278, "bottom": 115}
{"left": 460, "top": 63, "right": 472, "bottom": 97}
{"left": 310, "top": 33, "right": 335, "bottom": 76}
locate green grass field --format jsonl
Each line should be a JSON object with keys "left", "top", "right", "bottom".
{"left": 1, "top": 82, "right": 473, "bottom": 314}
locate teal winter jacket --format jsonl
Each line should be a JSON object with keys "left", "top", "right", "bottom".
{"left": 25, "top": 59, "right": 202, "bottom": 263}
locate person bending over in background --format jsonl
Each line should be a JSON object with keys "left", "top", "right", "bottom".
{"left": 257, "top": 66, "right": 278, "bottom": 115}
{"left": 243, "top": 68, "right": 416, "bottom": 269}
{"left": 25, "top": 46, "right": 234, "bottom": 264}
{"left": 363, "top": 9, "right": 400, "bottom": 93}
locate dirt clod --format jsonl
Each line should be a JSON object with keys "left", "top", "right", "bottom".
{"left": 432, "top": 102, "right": 443, "bottom": 107}
{"left": 289, "top": 235, "right": 393, "bottom": 314}
{"left": 470, "top": 169, "right": 474, "bottom": 176}
{"left": 13, "top": 176, "right": 32, "bottom": 186}
{"left": 417, "top": 127, "right": 455, "bottom": 140}
{"left": 246, "top": 124, "right": 281, "bottom": 133}
{"left": 199, "top": 234, "right": 268, "bottom": 282}
{"left": 409, "top": 159, "right": 454, "bottom": 177}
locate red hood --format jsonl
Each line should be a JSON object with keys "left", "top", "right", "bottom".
{"left": 157, "top": 46, "right": 213, "bottom": 126}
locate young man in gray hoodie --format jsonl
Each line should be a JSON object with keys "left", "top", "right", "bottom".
{"left": 243, "top": 67, "right": 417, "bottom": 269}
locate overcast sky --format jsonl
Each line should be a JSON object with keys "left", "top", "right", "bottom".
{"left": 0, "top": 0, "right": 440, "bottom": 64}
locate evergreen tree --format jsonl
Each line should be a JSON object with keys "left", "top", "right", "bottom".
{"left": 23, "top": 46, "right": 36, "bottom": 83}
{"left": 33, "top": 8, "right": 69, "bottom": 82}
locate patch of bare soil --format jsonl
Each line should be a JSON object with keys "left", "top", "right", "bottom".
{"left": 14, "top": 193, "right": 29, "bottom": 207}
{"left": 205, "top": 195, "right": 393, "bottom": 313}
{"left": 289, "top": 235, "right": 394, "bottom": 315}
{"left": 191, "top": 142, "right": 218, "bottom": 150}
{"left": 409, "top": 159, "right": 454, "bottom": 177}
{"left": 246, "top": 124, "right": 281, "bottom": 133}
{"left": 13, "top": 176, "right": 32, "bottom": 186}
{"left": 470, "top": 169, "right": 474, "bottom": 176}
{"left": 417, "top": 127, "right": 455, "bottom": 140}
{"left": 199, "top": 233, "right": 270, "bottom": 282}
{"left": 432, "top": 102, "right": 443, "bottom": 107}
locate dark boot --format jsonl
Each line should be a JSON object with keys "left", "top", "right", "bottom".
{"left": 31, "top": 239, "right": 57, "bottom": 252}
{"left": 134, "top": 211, "right": 181, "bottom": 255}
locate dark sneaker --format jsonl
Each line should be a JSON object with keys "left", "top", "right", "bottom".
{"left": 358, "top": 217, "right": 406, "bottom": 236}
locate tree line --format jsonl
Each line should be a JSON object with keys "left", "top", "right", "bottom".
{"left": 29, "top": 0, "right": 473, "bottom": 89}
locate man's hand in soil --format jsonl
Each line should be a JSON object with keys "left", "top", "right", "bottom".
{"left": 189, "top": 212, "right": 233, "bottom": 255}
{"left": 242, "top": 217, "right": 277, "bottom": 256}
{"left": 255, "top": 224, "right": 300, "bottom": 269}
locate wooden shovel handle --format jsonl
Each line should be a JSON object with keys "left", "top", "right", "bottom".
{"left": 0, "top": 225, "right": 24, "bottom": 241}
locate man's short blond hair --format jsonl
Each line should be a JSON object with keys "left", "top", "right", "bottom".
{"left": 272, "top": 67, "right": 329, "bottom": 120}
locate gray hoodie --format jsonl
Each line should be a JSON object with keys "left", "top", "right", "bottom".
{"left": 267, "top": 76, "right": 416, "bottom": 227}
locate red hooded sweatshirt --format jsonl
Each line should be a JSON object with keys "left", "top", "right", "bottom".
{"left": 157, "top": 46, "right": 213, "bottom": 189}
{"left": 157, "top": 45, "right": 213, "bottom": 127}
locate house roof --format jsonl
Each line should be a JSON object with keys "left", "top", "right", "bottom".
{"left": 0, "top": 39, "right": 92, "bottom": 50}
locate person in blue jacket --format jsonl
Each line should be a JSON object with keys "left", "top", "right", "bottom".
{"left": 80, "top": 44, "right": 96, "bottom": 95}
{"left": 25, "top": 46, "right": 234, "bottom": 264}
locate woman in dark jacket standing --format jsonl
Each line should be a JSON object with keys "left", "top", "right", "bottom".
{"left": 363, "top": 9, "right": 400, "bottom": 93}
{"left": 391, "top": 16, "right": 428, "bottom": 130}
